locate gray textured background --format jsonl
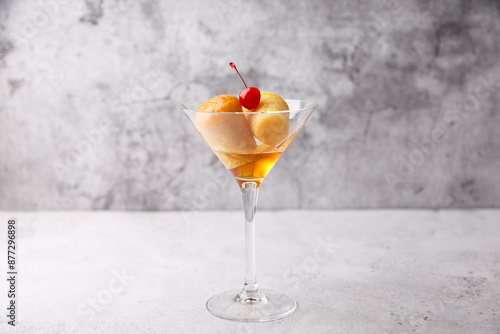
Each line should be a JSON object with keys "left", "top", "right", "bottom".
{"left": 0, "top": 0, "right": 499, "bottom": 210}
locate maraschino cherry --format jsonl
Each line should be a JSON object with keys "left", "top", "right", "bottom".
{"left": 229, "top": 62, "right": 261, "bottom": 110}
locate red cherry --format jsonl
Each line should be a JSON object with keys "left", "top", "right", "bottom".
{"left": 239, "top": 86, "right": 261, "bottom": 110}
{"left": 229, "top": 62, "right": 261, "bottom": 110}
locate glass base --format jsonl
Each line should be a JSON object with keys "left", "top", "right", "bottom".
{"left": 206, "top": 289, "right": 297, "bottom": 322}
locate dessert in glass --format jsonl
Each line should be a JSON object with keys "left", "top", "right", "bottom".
{"left": 181, "top": 63, "right": 318, "bottom": 322}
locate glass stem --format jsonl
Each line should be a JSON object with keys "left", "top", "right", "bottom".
{"left": 238, "top": 182, "right": 266, "bottom": 305}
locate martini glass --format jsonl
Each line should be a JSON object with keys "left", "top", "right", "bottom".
{"left": 181, "top": 99, "right": 317, "bottom": 321}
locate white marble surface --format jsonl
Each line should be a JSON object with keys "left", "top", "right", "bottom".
{"left": 0, "top": 210, "right": 499, "bottom": 333}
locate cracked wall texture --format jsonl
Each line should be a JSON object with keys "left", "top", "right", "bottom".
{"left": 0, "top": 0, "right": 499, "bottom": 210}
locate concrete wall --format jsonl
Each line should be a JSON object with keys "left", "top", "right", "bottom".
{"left": 0, "top": 0, "right": 499, "bottom": 210}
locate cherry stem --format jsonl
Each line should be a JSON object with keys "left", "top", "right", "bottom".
{"left": 229, "top": 62, "right": 248, "bottom": 89}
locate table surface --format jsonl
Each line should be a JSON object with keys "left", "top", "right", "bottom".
{"left": 0, "top": 210, "right": 499, "bottom": 334}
